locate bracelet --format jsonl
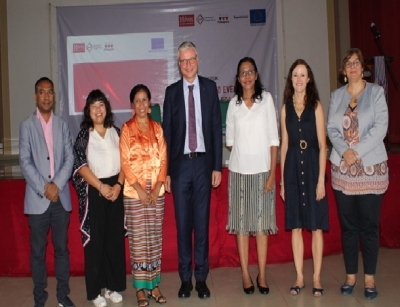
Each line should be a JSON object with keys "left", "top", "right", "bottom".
{"left": 99, "top": 183, "right": 103, "bottom": 196}
{"left": 116, "top": 181, "right": 123, "bottom": 188}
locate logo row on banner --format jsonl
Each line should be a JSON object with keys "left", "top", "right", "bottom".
{"left": 179, "top": 9, "right": 266, "bottom": 27}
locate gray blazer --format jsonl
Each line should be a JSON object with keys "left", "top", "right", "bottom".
{"left": 327, "top": 82, "right": 388, "bottom": 167}
{"left": 19, "top": 111, "right": 74, "bottom": 214}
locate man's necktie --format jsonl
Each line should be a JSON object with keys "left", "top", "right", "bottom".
{"left": 188, "top": 85, "right": 197, "bottom": 152}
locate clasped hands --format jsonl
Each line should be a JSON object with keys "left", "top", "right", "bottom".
{"left": 138, "top": 189, "right": 158, "bottom": 206}
{"left": 342, "top": 149, "right": 359, "bottom": 167}
{"left": 99, "top": 183, "right": 121, "bottom": 202}
{"left": 44, "top": 182, "right": 59, "bottom": 202}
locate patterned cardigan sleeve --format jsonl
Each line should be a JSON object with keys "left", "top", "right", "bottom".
{"left": 71, "top": 125, "right": 121, "bottom": 245}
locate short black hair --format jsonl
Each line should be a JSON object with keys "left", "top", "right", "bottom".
{"left": 129, "top": 84, "right": 151, "bottom": 103}
{"left": 35, "top": 77, "right": 54, "bottom": 93}
{"left": 80, "top": 89, "right": 114, "bottom": 129}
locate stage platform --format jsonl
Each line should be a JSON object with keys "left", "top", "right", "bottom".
{"left": 1, "top": 157, "right": 399, "bottom": 277}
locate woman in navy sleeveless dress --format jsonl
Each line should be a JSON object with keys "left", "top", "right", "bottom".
{"left": 280, "top": 59, "right": 328, "bottom": 297}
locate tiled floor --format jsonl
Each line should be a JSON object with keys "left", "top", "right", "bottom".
{"left": 1, "top": 247, "right": 398, "bottom": 307}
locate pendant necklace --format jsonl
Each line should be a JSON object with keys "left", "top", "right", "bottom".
{"left": 293, "top": 95, "right": 305, "bottom": 114}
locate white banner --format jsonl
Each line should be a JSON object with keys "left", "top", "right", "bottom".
{"left": 57, "top": 0, "right": 277, "bottom": 138}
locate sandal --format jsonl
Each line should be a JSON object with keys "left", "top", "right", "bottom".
{"left": 148, "top": 286, "right": 167, "bottom": 304}
{"left": 290, "top": 284, "right": 305, "bottom": 295}
{"left": 136, "top": 289, "right": 149, "bottom": 307}
{"left": 312, "top": 287, "right": 324, "bottom": 297}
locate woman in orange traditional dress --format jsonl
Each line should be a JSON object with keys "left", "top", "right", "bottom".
{"left": 120, "top": 84, "right": 167, "bottom": 307}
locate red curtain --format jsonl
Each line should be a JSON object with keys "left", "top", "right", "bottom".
{"left": 2, "top": 157, "right": 400, "bottom": 277}
{"left": 348, "top": 0, "right": 400, "bottom": 143}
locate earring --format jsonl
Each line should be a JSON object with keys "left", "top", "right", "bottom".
{"left": 362, "top": 72, "right": 364, "bottom": 78}
{"left": 344, "top": 76, "right": 347, "bottom": 83}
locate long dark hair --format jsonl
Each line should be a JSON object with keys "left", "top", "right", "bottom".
{"left": 234, "top": 57, "right": 263, "bottom": 104}
{"left": 80, "top": 89, "right": 114, "bottom": 129}
{"left": 283, "top": 59, "right": 320, "bottom": 109}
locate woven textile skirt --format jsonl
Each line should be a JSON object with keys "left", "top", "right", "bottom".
{"left": 226, "top": 171, "right": 278, "bottom": 235}
{"left": 124, "top": 180, "right": 165, "bottom": 290}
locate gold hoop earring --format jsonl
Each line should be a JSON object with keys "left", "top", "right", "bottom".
{"left": 344, "top": 76, "right": 347, "bottom": 83}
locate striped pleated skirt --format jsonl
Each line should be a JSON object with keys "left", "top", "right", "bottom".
{"left": 227, "top": 171, "right": 278, "bottom": 235}
{"left": 124, "top": 181, "right": 165, "bottom": 290}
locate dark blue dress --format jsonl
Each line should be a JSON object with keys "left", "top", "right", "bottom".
{"left": 284, "top": 99, "right": 329, "bottom": 230}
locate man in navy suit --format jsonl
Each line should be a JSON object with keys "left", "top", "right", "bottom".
{"left": 162, "top": 41, "right": 222, "bottom": 299}
{"left": 19, "top": 77, "right": 75, "bottom": 307}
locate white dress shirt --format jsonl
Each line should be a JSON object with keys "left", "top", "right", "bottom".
{"left": 226, "top": 91, "right": 279, "bottom": 174}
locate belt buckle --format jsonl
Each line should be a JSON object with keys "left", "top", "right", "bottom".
{"left": 299, "top": 140, "right": 307, "bottom": 150}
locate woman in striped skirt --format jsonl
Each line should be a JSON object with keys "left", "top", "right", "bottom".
{"left": 120, "top": 84, "right": 167, "bottom": 307}
{"left": 225, "top": 57, "right": 279, "bottom": 295}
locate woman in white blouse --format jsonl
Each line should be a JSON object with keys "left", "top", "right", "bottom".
{"left": 72, "top": 89, "right": 126, "bottom": 307}
{"left": 226, "top": 57, "right": 279, "bottom": 295}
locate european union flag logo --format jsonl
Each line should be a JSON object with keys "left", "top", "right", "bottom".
{"left": 250, "top": 9, "right": 266, "bottom": 25}
{"left": 151, "top": 38, "right": 164, "bottom": 50}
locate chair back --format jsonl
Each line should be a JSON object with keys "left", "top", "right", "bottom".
{"left": 220, "top": 100, "right": 229, "bottom": 132}
{"left": 150, "top": 104, "right": 162, "bottom": 123}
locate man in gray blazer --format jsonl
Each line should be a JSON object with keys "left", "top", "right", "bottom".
{"left": 19, "top": 77, "right": 75, "bottom": 307}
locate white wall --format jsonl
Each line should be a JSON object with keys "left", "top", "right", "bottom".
{"left": 7, "top": 0, "right": 330, "bottom": 153}
{"left": 279, "top": 0, "right": 330, "bottom": 106}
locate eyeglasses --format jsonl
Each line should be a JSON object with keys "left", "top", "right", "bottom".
{"left": 345, "top": 59, "right": 361, "bottom": 68}
{"left": 179, "top": 56, "right": 197, "bottom": 65}
{"left": 239, "top": 70, "right": 256, "bottom": 77}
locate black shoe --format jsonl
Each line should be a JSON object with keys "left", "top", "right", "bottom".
{"left": 340, "top": 282, "right": 356, "bottom": 295}
{"left": 178, "top": 281, "right": 193, "bottom": 298}
{"left": 195, "top": 281, "right": 211, "bottom": 299}
{"left": 256, "top": 275, "right": 270, "bottom": 295}
{"left": 243, "top": 278, "right": 255, "bottom": 294}
{"left": 364, "top": 286, "right": 378, "bottom": 299}
{"left": 58, "top": 296, "right": 75, "bottom": 307}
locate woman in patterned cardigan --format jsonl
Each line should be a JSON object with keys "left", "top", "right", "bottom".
{"left": 72, "top": 89, "right": 126, "bottom": 307}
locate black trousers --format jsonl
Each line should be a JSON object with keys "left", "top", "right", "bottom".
{"left": 334, "top": 190, "right": 383, "bottom": 275}
{"left": 29, "top": 200, "right": 71, "bottom": 305}
{"left": 84, "top": 175, "right": 126, "bottom": 300}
